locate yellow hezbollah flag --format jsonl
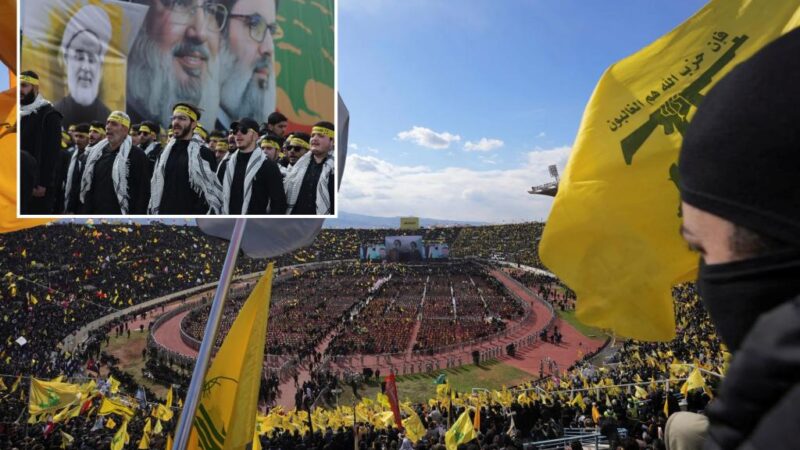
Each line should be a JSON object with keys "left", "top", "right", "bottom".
{"left": 99, "top": 397, "right": 135, "bottom": 420}
{"left": 110, "top": 419, "right": 129, "bottom": 450}
{"left": 681, "top": 368, "right": 706, "bottom": 396}
{"left": 188, "top": 264, "right": 275, "bottom": 450}
{"left": 539, "top": 1, "right": 800, "bottom": 340}
{"left": 400, "top": 405, "right": 426, "bottom": 444}
{"left": 28, "top": 378, "right": 81, "bottom": 417}
{"left": 445, "top": 409, "right": 476, "bottom": 450}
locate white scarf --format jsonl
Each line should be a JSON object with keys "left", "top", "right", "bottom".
{"left": 148, "top": 134, "right": 222, "bottom": 214}
{"left": 63, "top": 146, "right": 86, "bottom": 212}
{"left": 144, "top": 141, "right": 159, "bottom": 157}
{"left": 20, "top": 94, "right": 51, "bottom": 117}
{"left": 79, "top": 137, "right": 133, "bottom": 214}
{"left": 284, "top": 151, "right": 335, "bottom": 215}
{"left": 218, "top": 149, "right": 267, "bottom": 215}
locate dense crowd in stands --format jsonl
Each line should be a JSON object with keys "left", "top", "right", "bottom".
{"left": 0, "top": 221, "right": 727, "bottom": 449}
{"left": 508, "top": 270, "right": 577, "bottom": 312}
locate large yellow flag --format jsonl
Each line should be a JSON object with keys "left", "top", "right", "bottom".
{"left": 0, "top": 0, "right": 51, "bottom": 233}
{"left": 188, "top": 264, "right": 275, "bottom": 450}
{"left": 445, "top": 410, "right": 477, "bottom": 450}
{"left": 539, "top": 1, "right": 800, "bottom": 340}
{"left": 681, "top": 368, "right": 706, "bottom": 396}
{"left": 28, "top": 378, "right": 81, "bottom": 418}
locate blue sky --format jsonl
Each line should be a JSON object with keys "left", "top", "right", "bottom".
{"left": 0, "top": 64, "right": 7, "bottom": 89}
{"left": 338, "top": 0, "right": 707, "bottom": 223}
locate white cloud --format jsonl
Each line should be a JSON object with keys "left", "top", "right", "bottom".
{"left": 537, "top": 132, "right": 546, "bottom": 138}
{"left": 349, "top": 143, "right": 359, "bottom": 150}
{"left": 366, "top": 147, "right": 380, "bottom": 154}
{"left": 464, "top": 138, "right": 504, "bottom": 152}
{"left": 396, "top": 126, "right": 461, "bottom": 149}
{"left": 339, "top": 146, "right": 572, "bottom": 222}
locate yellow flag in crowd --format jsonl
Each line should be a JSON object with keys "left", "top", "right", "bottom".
{"left": 9, "top": 374, "right": 21, "bottom": 393}
{"left": 400, "top": 405, "right": 426, "bottom": 444}
{"left": 138, "top": 418, "right": 152, "bottom": 450}
{"left": 539, "top": 0, "right": 800, "bottom": 340}
{"left": 110, "top": 419, "right": 129, "bottom": 450}
{"left": 154, "top": 386, "right": 174, "bottom": 421}
{"left": 445, "top": 409, "right": 476, "bottom": 450}
{"left": 99, "top": 397, "right": 135, "bottom": 420}
{"left": 0, "top": 377, "right": 6, "bottom": 391}
{"left": 681, "top": 368, "right": 706, "bottom": 396}
{"left": 188, "top": 264, "right": 275, "bottom": 450}
{"left": 28, "top": 378, "right": 81, "bottom": 418}
{"left": 592, "top": 404, "right": 602, "bottom": 423}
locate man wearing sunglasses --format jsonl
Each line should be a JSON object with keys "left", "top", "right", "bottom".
{"left": 217, "top": 0, "right": 277, "bottom": 129}
{"left": 139, "top": 121, "right": 163, "bottom": 172}
{"left": 284, "top": 132, "right": 310, "bottom": 168}
{"left": 127, "top": 0, "right": 227, "bottom": 129}
{"left": 216, "top": 117, "right": 286, "bottom": 214}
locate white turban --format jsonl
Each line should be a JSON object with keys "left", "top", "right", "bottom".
{"left": 60, "top": 5, "right": 112, "bottom": 61}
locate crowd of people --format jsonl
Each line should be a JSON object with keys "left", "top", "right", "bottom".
{"left": 0, "top": 221, "right": 726, "bottom": 449}
{"left": 20, "top": 72, "right": 335, "bottom": 216}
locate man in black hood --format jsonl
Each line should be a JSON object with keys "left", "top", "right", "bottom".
{"left": 676, "top": 28, "right": 800, "bottom": 449}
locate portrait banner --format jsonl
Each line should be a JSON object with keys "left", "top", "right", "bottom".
{"left": 21, "top": 0, "right": 147, "bottom": 128}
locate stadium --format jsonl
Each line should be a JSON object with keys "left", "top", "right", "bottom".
{"left": 0, "top": 221, "right": 723, "bottom": 449}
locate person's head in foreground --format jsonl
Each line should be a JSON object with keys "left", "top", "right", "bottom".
{"left": 310, "top": 121, "right": 334, "bottom": 162}
{"left": 676, "top": 27, "right": 800, "bottom": 450}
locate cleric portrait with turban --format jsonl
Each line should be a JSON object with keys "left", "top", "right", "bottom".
{"left": 54, "top": 4, "right": 113, "bottom": 128}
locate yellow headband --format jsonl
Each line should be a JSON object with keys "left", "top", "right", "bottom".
{"left": 289, "top": 137, "right": 310, "bottom": 149}
{"left": 173, "top": 105, "right": 198, "bottom": 122}
{"left": 107, "top": 111, "right": 130, "bottom": 128}
{"left": 196, "top": 127, "right": 208, "bottom": 139}
{"left": 68, "top": 125, "right": 76, "bottom": 131}
{"left": 312, "top": 126, "right": 334, "bottom": 139}
{"left": 90, "top": 126, "right": 105, "bottom": 135}
{"left": 20, "top": 75, "right": 39, "bottom": 86}
{"left": 216, "top": 142, "right": 230, "bottom": 151}
{"left": 260, "top": 139, "right": 280, "bottom": 150}
{"left": 139, "top": 125, "right": 153, "bottom": 134}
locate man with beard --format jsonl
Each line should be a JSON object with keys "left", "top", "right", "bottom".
{"left": 149, "top": 103, "right": 222, "bottom": 214}
{"left": 284, "top": 121, "right": 335, "bottom": 215}
{"left": 138, "top": 121, "right": 162, "bottom": 171}
{"left": 126, "top": 0, "right": 226, "bottom": 130}
{"left": 667, "top": 29, "right": 800, "bottom": 449}
{"left": 208, "top": 130, "right": 230, "bottom": 163}
{"left": 20, "top": 71, "right": 63, "bottom": 214}
{"left": 216, "top": 117, "right": 286, "bottom": 215}
{"left": 217, "top": 0, "right": 277, "bottom": 129}
{"left": 62, "top": 123, "right": 91, "bottom": 214}
{"left": 265, "top": 111, "right": 288, "bottom": 138}
{"left": 53, "top": 5, "right": 112, "bottom": 128}
{"left": 285, "top": 132, "right": 309, "bottom": 169}
{"left": 88, "top": 121, "right": 105, "bottom": 146}
{"left": 79, "top": 111, "right": 150, "bottom": 214}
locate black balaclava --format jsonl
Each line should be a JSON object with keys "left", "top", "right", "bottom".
{"left": 679, "top": 28, "right": 800, "bottom": 351}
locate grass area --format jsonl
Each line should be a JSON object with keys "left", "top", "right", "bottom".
{"left": 557, "top": 310, "right": 606, "bottom": 340}
{"left": 336, "top": 360, "right": 531, "bottom": 406}
{"left": 105, "top": 331, "right": 168, "bottom": 398}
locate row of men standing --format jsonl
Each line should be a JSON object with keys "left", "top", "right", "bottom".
{"left": 19, "top": 71, "right": 335, "bottom": 216}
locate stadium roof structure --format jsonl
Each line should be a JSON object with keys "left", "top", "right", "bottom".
{"left": 528, "top": 181, "right": 559, "bottom": 197}
{"left": 529, "top": 164, "right": 560, "bottom": 197}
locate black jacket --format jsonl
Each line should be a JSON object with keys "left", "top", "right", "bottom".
{"left": 20, "top": 102, "right": 62, "bottom": 189}
{"left": 704, "top": 295, "right": 800, "bottom": 449}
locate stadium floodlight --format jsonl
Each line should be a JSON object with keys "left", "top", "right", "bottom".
{"left": 548, "top": 164, "right": 559, "bottom": 181}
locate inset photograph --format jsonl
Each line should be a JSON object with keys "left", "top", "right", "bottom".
{"left": 19, "top": 0, "right": 335, "bottom": 217}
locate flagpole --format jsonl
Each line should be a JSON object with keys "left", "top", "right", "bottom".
{"left": 172, "top": 218, "right": 248, "bottom": 450}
